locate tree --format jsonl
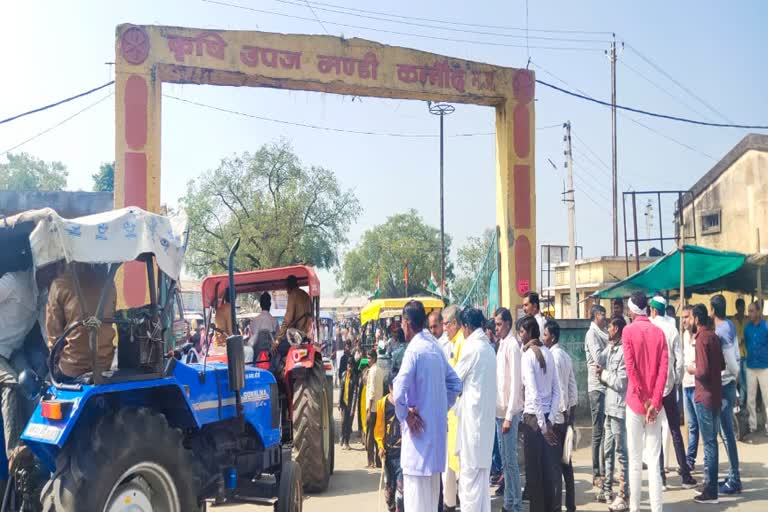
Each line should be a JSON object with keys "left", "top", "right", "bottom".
{"left": 338, "top": 209, "right": 453, "bottom": 298}
{"left": 181, "top": 140, "right": 361, "bottom": 277}
{"left": 92, "top": 162, "right": 114, "bottom": 191}
{"left": 0, "top": 152, "right": 67, "bottom": 191}
{"left": 452, "top": 228, "right": 495, "bottom": 301}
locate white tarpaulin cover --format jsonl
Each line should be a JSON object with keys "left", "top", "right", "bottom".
{"left": 15, "top": 207, "right": 188, "bottom": 280}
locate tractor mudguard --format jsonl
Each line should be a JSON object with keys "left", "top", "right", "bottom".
{"left": 284, "top": 344, "right": 317, "bottom": 376}
{"left": 21, "top": 377, "right": 195, "bottom": 472}
{"left": 22, "top": 361, "right": 281, "bottom": 472}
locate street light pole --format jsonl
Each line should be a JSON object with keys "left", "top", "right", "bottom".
{"left": 429, "top": 102, "right": 455, "bottom": 299}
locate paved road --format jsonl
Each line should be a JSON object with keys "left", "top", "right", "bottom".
{"left": 224, "top": 393, "right": 768, "bottom": 511}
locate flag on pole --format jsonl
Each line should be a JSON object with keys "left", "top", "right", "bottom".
{"left": 428, "top": 272, "right": 438, "bottom": 292}
{"left": 373, "top": 275, "right": 381, "bottom": 298}
{"left": 404, "top": 259, "right": 409, "bottom": 291}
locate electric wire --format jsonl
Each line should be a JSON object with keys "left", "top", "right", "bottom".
{"left": 302, "top": 0, "right": 330, "bottom": 34}
{"left": 263, "top": 0, "right": 610, "bottom": 43}
{"left": 0, "top": 81, "right": 114, "bottom": 126}
{"left": 535, "top": 79, "right": 768, "bottom": 129}
{"left": 624, "top": 43, "right": 733, "bottom": 124}
{"left": 201, "top": 0, "right": 605, "bottom": 51}
{"left": 619, "top": 60, "right": 714, "bottom": 123}
{"left": 1, "top": 93, "right": 114, "bottom": 156}
{"left": 284, "top": 0, "right": 614, "bottom": 35}
{"left": 165, "top": 94, "right": 498, "bottom": 137}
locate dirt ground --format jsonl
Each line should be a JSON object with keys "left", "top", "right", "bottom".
{"left": 224, "top": 392, "right": 768, "bottom": 512}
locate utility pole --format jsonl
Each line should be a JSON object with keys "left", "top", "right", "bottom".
{"left": 608, "top": 34, "right": 623, "bottom": 256}
{"left": 644, "top": 200, "right": 654, "bottom": 256}
{"left": 429, "top": 102, "right": 455, "bottom": 298}
{"left": 564, "top": 121, "right": 578, "bottom": 318}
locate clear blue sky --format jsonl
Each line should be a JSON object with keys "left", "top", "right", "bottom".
{"left": 2, "top": 1, "right": 766, "bottom": 296}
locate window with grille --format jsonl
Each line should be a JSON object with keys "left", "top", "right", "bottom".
{"left": 701, "top": 211, "right": 721, "bottom": 235}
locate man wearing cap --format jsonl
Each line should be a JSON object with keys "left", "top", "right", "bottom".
{"left": 622, "top": 292, "right": 668, "bottom": 512}
{"left": 650, "top": 296, "right": 697, "bottom": 489}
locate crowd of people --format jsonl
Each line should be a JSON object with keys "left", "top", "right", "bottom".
{"left": 334, "top": 289, "right": 767, "bottom": 512}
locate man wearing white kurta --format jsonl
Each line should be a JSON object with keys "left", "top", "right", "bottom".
{"left": 494, "top": 307, "right": 524, "bottom": 512}
{"left": 453, "top": 308, "right": 497, "bottom": 512}
{"left": 394, "top": 301, "right": 462, "bottom": 511}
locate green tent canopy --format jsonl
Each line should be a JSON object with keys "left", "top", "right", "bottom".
{"left": 595, "top": 245, "right": 767, "bottom": 299}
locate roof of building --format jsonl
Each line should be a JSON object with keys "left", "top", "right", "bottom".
{"left": 686, "top": 133, "right": 768, "bottom": 203}
{"left": 552, "top": 255, "right": 659, "bottom": 268}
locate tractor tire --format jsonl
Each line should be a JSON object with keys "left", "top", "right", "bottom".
{"left": 326, "top": 376, "right": 335, "bottom": 476}
{"left": 40, "top": 407, "right": 203, "bottom": 512}
{"left": 292, "top": 359, "right": 332, "bottom": 493}
{"left": 275, "top": 460, "right": 302, "bottom": 512}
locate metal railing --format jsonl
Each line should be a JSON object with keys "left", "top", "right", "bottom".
{"left": 459, "top": 228, "right": 500, "bottom": 318}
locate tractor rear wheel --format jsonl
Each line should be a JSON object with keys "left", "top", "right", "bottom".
{"left": 40, "top": 407, "right": 203, "bottom": 512}
{"left": 292, "top": 359, "right": 331, "bottom": 493}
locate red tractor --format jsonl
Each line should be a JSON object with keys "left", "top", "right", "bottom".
{"left": 200, "top": 265, "right": 334, "bottom": 493}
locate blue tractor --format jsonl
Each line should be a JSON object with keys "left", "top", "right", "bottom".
{"left": 0, "top": 208, "right": 301, "bottom": 511}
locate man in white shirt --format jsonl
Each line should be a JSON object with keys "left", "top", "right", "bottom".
{"left": 519, "top": 315, "right": 561, "bottom": 512}
{"left": 248, "top": 292, "right": 279, "bottom": 350}
{"left": 429, "top": 310, "right": 449, "bottom": 359}
{"left": 542, "top": 318, "right": 578, "bottom": 512}
{"left": 680, "top": 305, "right": 699, "bottom": 472}
{"left": 494, "top": 307, "right": 524, "bottom": 512}
{"left": 523, "top": 291, "right": 546, "bottom": 339}
{"left": 0, "top": 270, "right": 40, "bottom": 458}
{"left": 454, "top": 308, "right": 497, "bottom": 512}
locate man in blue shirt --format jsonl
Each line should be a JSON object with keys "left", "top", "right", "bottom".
{"left": 744, "top": 301, "right": 768, "bottom": 437}
{"left": 393, "top": 300, "right": 462, "bottom": 511}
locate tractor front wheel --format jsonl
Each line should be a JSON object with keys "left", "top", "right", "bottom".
{"left": 291, "top": 359, "right": 332, "bottom": 493}
{"left": 40, "top": 407, "right": 202, "bottom": 512}
{"left": 275, "top": 460, "right": 302, "bottom": 512}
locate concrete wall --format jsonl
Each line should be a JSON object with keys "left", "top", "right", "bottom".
{"left": 550, "top": 257, "right": 656, "bottom": 318}
{"left": 682, "top": 149, "right": 768, "bottom": 254}
{"left": 0, "top": 191, "right": 114, "bottom": 218}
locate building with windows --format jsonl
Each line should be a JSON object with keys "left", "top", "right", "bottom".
{"left": 680, "top": 133, "right": 768, "bottom": 254}
{"left": 544, "top": 256, "right": 657, "bottom": 318}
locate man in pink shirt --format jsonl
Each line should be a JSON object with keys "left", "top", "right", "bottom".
{"left": 622, "top": 292, "right": 668, "bottom": 512}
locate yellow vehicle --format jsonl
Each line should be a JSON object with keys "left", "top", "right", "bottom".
{"left": 360, "top": 297, "right": 445, "bottom": 348}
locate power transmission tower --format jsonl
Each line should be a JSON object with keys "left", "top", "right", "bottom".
{"left": 607, "top": 34, "right": 624, "bottom": 256}
{"left": 563, "top": 121, "right": 577, "bottom": 317}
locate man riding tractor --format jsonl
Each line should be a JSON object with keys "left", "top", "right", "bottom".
{"left": 201, "top": 266, "right": 334, "bottom": 493}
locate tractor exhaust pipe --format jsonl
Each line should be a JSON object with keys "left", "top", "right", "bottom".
{"left": 226, "top": 239, "right": 245, "bottom": 424}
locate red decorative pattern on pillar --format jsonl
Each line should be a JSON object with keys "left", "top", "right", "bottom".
{"left": 124, "top": 152, "right": 147, "bottom": 209}
{"left": 124, "top": 262, "right": 146, "bottom": 307}
{"left": 513, "top": 70, "right": 534, "bottom": 104}
{"left": 120, "top": 26, "right": 150, "bottom": 65}
{"left": 515, "top": 235, "right": 532, "bottom": 297}
{"left": 123, "top": 152, "right": 148, "bottom": 307}
{"left": 514, "top": 165, "right": 531, "bottom": 229}
{"left": 513, "top": 104, "right": 530, "bottom": 158}
{"left": 125, "top": 75, "right": 148, "bottom": 150}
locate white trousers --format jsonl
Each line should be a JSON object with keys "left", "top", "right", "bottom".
{"left": 747, "top": 367, "right": 768, "bottom": 431}
{"left": 626, "top": 407, "right": 665, "bottom": 512}
{"left": 458, "top": 466, "right": 491, "bottom": 512}
{"left": 442, "top": 466, "right": 458, "bottom": 507}
{"left": 403, "top": 473, "right": 441, "bottom": 511}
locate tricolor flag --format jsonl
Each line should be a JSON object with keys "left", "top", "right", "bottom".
{"left": 404, "top": 259, "right": 409, "bottom": 289}
{"left": 373, "top": 275, "right": 381, "bottom": 298}
{"left": 428, "top": 272, "right": 438, "bottom": 292}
